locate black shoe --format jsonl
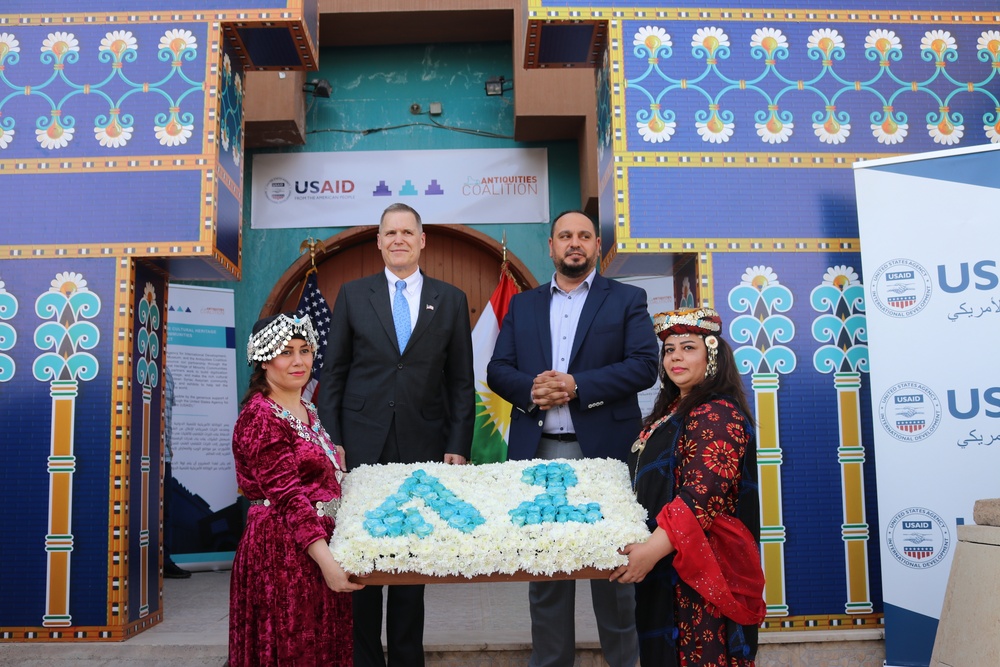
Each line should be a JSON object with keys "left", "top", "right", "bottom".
{"left": 164, "top": 561, "right": 192, "bottom": 579}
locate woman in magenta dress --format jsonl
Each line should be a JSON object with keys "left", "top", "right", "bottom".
{"left": 612, "top": 308, "right": 766, "bottom": 667}
{"left": 229, "top": 313, "right": 363, "bottom": 666}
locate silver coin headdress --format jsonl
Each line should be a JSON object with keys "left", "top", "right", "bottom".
{"left": 246, "top": 313, "right": 319, "bottom": 365}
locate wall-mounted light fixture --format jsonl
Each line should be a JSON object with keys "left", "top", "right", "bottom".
{"left": 302, "top": 78, "right": 333, "bottom": 98}
{"left": 484, "top": 76, "right": 513, "bottom": 97}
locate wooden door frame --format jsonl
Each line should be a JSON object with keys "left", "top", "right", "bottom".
{"left": 259, "top": 224, "right": 538, "bottom": 322}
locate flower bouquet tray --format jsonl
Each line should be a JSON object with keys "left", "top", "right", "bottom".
{"left": 331, "top": 459, "right": 649, "bottom": 585}
{"left": 349, "top": 566, "right": 611, "bottom": 586}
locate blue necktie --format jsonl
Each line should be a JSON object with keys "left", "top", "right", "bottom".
{"left": 393, "top": 280, "right": 411, "bottom": 351}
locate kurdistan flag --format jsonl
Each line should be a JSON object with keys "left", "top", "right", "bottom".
{"left": 469, "top": 266, "right": 520, "bottom": 464}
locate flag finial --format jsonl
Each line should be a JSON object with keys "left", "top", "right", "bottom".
{"left": 299, "top": 237, "right": 327, "bottom": 271}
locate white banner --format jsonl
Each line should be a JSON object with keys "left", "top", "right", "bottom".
{"left": 251, "top": 147, "right": 549, "bottom": 228}
{"left": 165, "top": 284, "right": 238, "bottom": 515}
{"left": 855, "top": 144, "right": 1000, "bottom": 666}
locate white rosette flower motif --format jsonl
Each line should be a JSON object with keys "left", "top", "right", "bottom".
{"left": 691, "top": 26, "right": 729, "bottom": 61}
{"left": 865, "top": 29, "right": 901, "bottom": 62}
{"left": 921, "top": 29, "right": 956, "bottom": 62}
{"left": 822, "top": 265, "right": 859, "bottom": 290}
{"left": 750, "top": 27, "right": 787, "bottom": 63}
{"left": 741, "top": 265, "right": 780, "bottom": 290}
{"left": 633, "top": 26, "right": 671, "bottom": 57}
{"left": 927, "top": 109, "right": 964, "bottom": 145}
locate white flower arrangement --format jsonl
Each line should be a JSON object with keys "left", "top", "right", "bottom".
{"left": 331, "top": 458, "right": 650, "bottom": 578}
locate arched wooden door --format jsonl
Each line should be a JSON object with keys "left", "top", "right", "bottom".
{"left": 261, "top": 224, "right": 537, "bottom": 327}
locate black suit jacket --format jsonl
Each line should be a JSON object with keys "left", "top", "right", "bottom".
{"left": 318, "top": 271, "right": 475, "bottom": 467}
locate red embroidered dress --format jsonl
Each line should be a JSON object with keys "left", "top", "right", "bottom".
{"left": 629, "top": 398, "right": 765, "bottom": 667}
{"left": 228, "top": 392, "right": 352, "bottom": 666}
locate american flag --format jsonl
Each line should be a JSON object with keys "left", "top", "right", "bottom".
{"left": 294, "top": 271, "right": 332, "bottom": 384}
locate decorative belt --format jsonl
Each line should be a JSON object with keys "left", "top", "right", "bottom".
{"left": 249, "top": 498, "right": 341, "bottom": 518}
{"left": 541, "top": 432, "right": 578, "bottom": 442}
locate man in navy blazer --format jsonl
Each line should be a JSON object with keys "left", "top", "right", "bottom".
{"left": 319, "top": 203, "right": 475, "bottom": 667}
{"left": 487, "top": 210, "right": 658, "bottom": 667}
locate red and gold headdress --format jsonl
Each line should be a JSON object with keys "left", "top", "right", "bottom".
{"left": 652, "top": 307, "right": 723, "bottom": 378}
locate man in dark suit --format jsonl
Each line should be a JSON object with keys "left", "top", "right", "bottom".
{"left": 487, "top": 210, "right": 659, "bottom": 667}
{"left": 318, "top": 202, "right": 475, "bottom": 667}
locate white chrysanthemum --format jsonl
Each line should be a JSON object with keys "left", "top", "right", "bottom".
{"left": 330, "top": 459, "right": 649, "bottom": 577}
{"left": 691, "top": 27, "right": 729, "bottom": 53}
{"left": 755, "top": 113, "right": 793, "bottom": 144}
{"left": 823, "top": 265, "right": 859, "bottom": 289}
{"left": 159, "top": 28, "right": 197, "bottom": 58}
{"left": 865, "top": 29, "right": 901, "bottom": 58}
{"left": 871, "top": 116, "right": 908, "bottom": 145}
{"left": 636, "top": 115, "right": 676, "bottom": 143}
{"left": 634, "top": 26, "right": 671, "bottom": 52}
{"left": 36, "top": 121, "right": 74, "bottom": 149}
{"left": 41, "top": 31, "right": 79, "bottom": 57}
{"left": 95, "top": 117, "right": 132, "bottom": 148}
{"left": 750, "top": 27, "right": 786, "bottom": 57}
{"left": 741, "top": 265, "right": 779, "bottom": 289}
{"left": 928, "top": 118, "right": 964, "bottom": 145}
{"left": 813, "top": 115, "right": 851, "bottom": 145}
{"left": 51, "top": 272, "right": 88, "bottom": 294}
{"left": 223, "top": 51, "right": 232, "bottom": 75}
{"left": 100, "top": 30, "right": 137, "bottom": 57}
{"left": 695, "top": 115, "right": 734, "bottom": 143}
{"left": 155, "top": 119, "right": 194, "bottom": 146}
{"left": 0, "top": 126, "right": 13, "bottom": 149}
{"left": 921, "top": 30, "right": 956, "bottom": 58}
{"left": 807, "top": 28, "right": 844, "bottom": 57}
{"left": 143, "top": 283, "right": 157, "bottom": 301}
{"left": 233, "top": 144, "right": 241, "bottom": 167}
{"left": 0, "top": 32, "right": 20, "bottom": 59}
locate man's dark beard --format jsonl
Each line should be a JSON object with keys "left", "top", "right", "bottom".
{"left": 558, "top": 257, "right": 593, "bottom": 279}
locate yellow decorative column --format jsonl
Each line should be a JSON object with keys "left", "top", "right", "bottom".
{"left": 33, "top": 272, "right": 101, "bottom": 627}
{"left": 811, "top": 266, "right": 872, "bottom": 615}
{"left": 729, "top": 266, "right": 796, "bottom": 617}
{"left": 752, "top": 372, "right": 789, "bottom": 616}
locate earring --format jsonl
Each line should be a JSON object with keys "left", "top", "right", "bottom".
{"left": 705, "top": 335, "right": 719, "bottom": 378}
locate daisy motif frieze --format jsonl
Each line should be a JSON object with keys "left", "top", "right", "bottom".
{"left": 0, "top": 26, "right": 221, "bottom": 153}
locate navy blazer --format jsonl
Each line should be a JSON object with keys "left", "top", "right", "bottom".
{"left": 318, "top": 271, "right": 475, "bottom": 467}
{"left": 487, "top": 273, "right": 658, "bottom": 461}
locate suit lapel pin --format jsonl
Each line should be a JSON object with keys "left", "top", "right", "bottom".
{"left": 425, "top": 304, "right": 434, "bottom": 310}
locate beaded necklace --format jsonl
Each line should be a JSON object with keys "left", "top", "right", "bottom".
{"left": 630, "top": 400, "right": 678, "bottom": 488}
{"left": 266, "top": 397, "right": 344, "bottom": 483}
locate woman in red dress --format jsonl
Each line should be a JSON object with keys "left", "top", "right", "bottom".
{"left": 612, "top": 308, "right": 766, "bottom": 666}
{"left": 229, "top": 313, "right": 363, "bottom": 666}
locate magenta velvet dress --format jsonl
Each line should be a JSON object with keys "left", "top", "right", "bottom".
{"left": 228, "top": 392, "right": 352, "bottom": 667}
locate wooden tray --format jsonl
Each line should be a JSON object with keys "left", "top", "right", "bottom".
{"left": 349, "top": 566, "right": 612, "bottom": 586}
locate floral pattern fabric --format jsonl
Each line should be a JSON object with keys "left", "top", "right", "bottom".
{"left": 630, "top": 398, "right": 761, "bottom": 667}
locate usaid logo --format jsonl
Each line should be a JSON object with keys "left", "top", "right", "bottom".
{"left": 886, "top": 507, "right": 950, "bottom": 569}
{"left": 878, "top": 381, "right": 941, "bottom": 442}
{"left": 265, "top": 177, "right": 291, "bottom": 204}
{"left": 869, "top": 258, "right": 932, "bottom": 318}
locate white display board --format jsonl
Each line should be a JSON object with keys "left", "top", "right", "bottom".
{"left": 854, "top": 144, "right": 1000, "bottom": 667}
{"left": 165, "top": 284, "right": 239, "bottom": 519}
{"left": 251, "top": 147, "right": 549, "bottom": 228}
